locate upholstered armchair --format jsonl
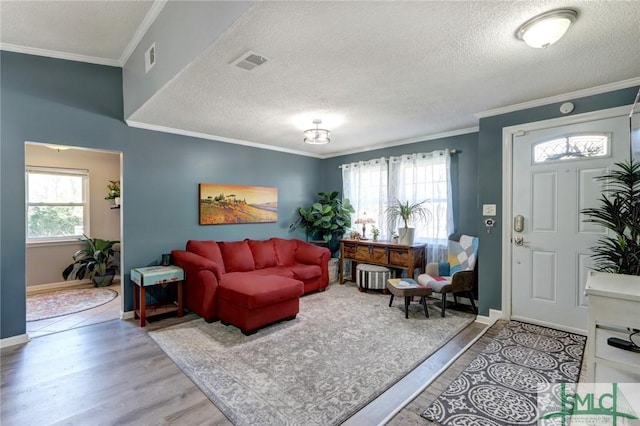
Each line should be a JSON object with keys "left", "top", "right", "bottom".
{"left": 417, "top": 234, "right": 479, "bottom": 317}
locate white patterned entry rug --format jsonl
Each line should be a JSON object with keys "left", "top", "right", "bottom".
{"left": 149, "top": 282, "right": 475, "bottom": 426}
{"left": 421, "top": 320, "right": 586, "bottom": 426}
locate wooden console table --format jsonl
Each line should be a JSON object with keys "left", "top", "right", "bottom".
{"left": 339, "top": 239, "right": 425, "bottom": 284}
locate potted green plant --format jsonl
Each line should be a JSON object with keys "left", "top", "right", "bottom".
{"left": 371, "top": 225, "right": 380, "bottom": 242}
{"left": 385, "top": 199, "right": 431, "bottom": 245}
{"left": 62, "top": 234, "right": 120, "bottom": 287}
{"left": 293, "top": 191, "right": 355, "bottom": 256}
{"left": 105, "top": 180, "right": 120, "bottom": 205}
{"left": 581, "top": 159, "right": 640, "bottom": 276}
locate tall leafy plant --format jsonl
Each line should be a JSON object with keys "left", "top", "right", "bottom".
{"left": 581, "top": 159, "right": 640, "bottom": 275}
{"left": 63, "top": 234, "right": 120, "bottom": 286}
{"left": 294, "top": 191, "right": 354, "bottom": 256}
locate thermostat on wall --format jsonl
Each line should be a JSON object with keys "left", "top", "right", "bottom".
{"left": 482, "top": 204, "right": 497, "bottom": 216}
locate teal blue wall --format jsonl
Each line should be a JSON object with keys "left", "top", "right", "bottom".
{"left": 322, "top": 132, "right": 480, "bottom": 237}
{"left": 0, "top": 52, "right": 321, "bottom": 339}
{"left": 476, "top": 87, "right": 640, "bottom": 316}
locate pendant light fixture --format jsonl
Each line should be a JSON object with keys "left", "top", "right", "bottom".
{"left": 303, "top": 119, "right": 330, "bottom": 145}
{"left": 516, "top": 9, "right": 577, "bottom": 48}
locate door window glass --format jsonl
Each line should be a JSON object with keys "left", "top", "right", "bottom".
{"left": 533, "top": 134, "right": 609, "bottom": 163}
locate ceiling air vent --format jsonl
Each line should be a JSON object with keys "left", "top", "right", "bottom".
{"left": 231, "top": 51, "right": 269, "bottom": 71}
{"left": 145, "top": 43, "right": 156, "bottom": 73}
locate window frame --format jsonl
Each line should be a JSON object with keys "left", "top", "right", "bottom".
{"left": 25, "top": 165, "right": 90, "bottom": 245}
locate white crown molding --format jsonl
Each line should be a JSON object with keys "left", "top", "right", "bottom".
{"left": 475, "top": 77, "right": 640, "bottom": 119}
{"left": 119, "top": 0, "right": 168, "bottom": 66}
{"left": 0, "top": 333, "right": 30, "bottom": 349}
{"left": 320, "top": 126, "right": 479, "bottom": 159}
{"left": 125, "top": 120, "right": 323, "bottom": 158}
{"left": 0, "top": 43, "right": 120, "bottom": 67}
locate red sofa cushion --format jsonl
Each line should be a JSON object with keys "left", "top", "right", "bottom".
{"left": 271, "top": 237, "right": 297, "bottom": 266}
{"left": 218, "top": 275, "right": 303, "bottom": 309}
{"left": 247, "top": 239, "right": 278, "bottom": 269}
{"left": 290, "top": 263, "right": 322, "bottom": 280}
{"left": 219, "top": 240, "right": 256, "bottom": 272}
{"left": 238, "top": 267, "right": 294, "bottom": 278}
{"left": 186, "top": 240, "right": 226, "bottom": 274}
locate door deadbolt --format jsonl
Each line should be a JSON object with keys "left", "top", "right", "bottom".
{"left": 514, "top": 215, "right": 524, "bottom": 232}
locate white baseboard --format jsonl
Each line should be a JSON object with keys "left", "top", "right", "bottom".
{"left": 26, "top": 277, "right": 122, "bottom": 295}
{"left": 475, "top": 309, "right": 503, "bottom": 325}
{"left": 0, "top": 333, "right": 30, "bottom": 349}
{"left": 26, "top": 279, "right": 92, "bottom": 294}
{"left": 120, "top": 310, "right": 134, "bottom": 320}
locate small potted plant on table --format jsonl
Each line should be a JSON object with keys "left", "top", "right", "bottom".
{"left": 385, "top": 199, "right": 431, "bottom": 245}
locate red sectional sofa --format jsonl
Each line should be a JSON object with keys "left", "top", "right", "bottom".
{"left": 171, "top": 238, "right": 330, "bottom": 334}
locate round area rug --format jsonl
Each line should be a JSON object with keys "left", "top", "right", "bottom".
{"left": 27, "top": 287, "right": 118, "bottom": 321}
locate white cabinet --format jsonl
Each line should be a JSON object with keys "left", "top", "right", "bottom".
{"left": 585, "top": 271, "right": 640, "bottom": 382}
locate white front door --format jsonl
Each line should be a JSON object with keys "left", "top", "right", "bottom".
{"left": 511, "top": 115, "right": 630, "bottom": 332}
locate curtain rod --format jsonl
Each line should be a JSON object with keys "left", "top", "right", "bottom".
{"left": 338, "top": 149, "right": 461, "bottom": 168}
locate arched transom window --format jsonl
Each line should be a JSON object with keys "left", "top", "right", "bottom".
{"left": 533, "top": 133, "right": 610, "bottom": 163}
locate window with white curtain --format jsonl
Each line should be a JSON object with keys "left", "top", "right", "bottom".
{"left": 342, "top": 150, "right": 453, "bottom": 263}
{"left": 342, "top": 158, "right": 387, "bottom": 237}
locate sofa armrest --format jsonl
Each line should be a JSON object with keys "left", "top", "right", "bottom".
{"left": 171, "top": 250, "right": 222, "bottom": 281}
{"left": 295, "top": 241, "right": 331, "bottom": 265}
{"left": 171, "top": 249, "right": 222, "bottom": 322}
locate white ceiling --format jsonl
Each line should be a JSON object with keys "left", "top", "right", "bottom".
{"left": 2, "top": 1, "right": 640, "bottom": 158}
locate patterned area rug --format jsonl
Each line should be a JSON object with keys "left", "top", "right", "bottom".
{"left": 421, "top": 320, "right": 586, "bottom": 426}
{"left": 27, "top": 287, "right": 118, "bottom": 321}
{"left": 149, "top": 283, "right": 475, "bottom": 426}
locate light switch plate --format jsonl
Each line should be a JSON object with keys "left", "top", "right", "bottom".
{"left": 482, "top": 204, "right": 497, "bottom": 216}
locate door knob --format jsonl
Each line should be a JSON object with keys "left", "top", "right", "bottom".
{"left": 513, "top": 236, "right": 529, "bottom": 246}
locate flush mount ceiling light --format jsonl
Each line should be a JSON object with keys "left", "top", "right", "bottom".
{"left": 516, "top": 9, "right": 577, "bottom": 48}
{"left": 303, "top": 119, "right": 330, "bottom": 145}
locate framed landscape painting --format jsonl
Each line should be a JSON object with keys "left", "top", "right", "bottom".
{"left": 199, "top": 183, "right": 278, "bottom": 225}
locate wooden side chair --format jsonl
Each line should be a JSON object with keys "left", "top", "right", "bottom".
{"left": 417, "top": 234, "right": 479, "bottom": 317}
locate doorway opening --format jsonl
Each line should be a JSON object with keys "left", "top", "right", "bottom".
{"left": 24, "top": 142, "right": 123, "bottom": 338}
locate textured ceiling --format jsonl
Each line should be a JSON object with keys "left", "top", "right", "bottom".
{"left": 0, "top": 0, "right": 155, "bottom": 64}
{"left": 2, "top": 1, "right": 640, "bottom": 158}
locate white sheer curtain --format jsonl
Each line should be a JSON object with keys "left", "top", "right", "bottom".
{"left": 388, "top": 150, "right": 453, "bottom": 263}
{"left": 342, "top": 158, "right": 387, "bottom": 239}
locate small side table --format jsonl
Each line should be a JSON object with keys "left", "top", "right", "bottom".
{"left": 131, "top": 265, "right": 184, "bottom": 327}
{"left": 387, "top": 278, "right": 433, "bottom": 319}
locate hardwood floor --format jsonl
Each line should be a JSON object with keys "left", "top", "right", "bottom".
{"left": 2, "top": 295, "right": 490, "bottom": 425}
